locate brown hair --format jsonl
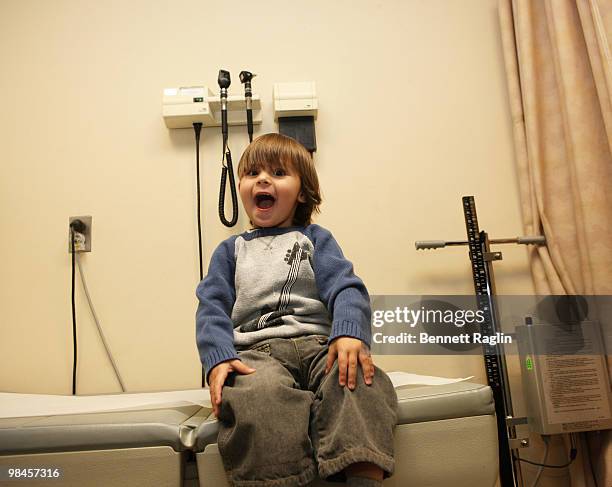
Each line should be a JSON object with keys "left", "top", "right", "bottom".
{"left": 237, "top": 133, "right": 322, "bottom": 226}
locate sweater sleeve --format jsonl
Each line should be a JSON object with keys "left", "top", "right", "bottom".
{"left": 195, "top": 237, "right": 239, "bottom": 384}
{"left": 308, "top": 225, "right": 372, "bottom": 347}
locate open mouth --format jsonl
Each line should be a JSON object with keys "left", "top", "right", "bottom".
{"left": 255, "top": 193, "right": 276, "bottom": 210}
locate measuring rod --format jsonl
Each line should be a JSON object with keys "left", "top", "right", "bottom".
{"left": 416, "top": 196, "right": 546, "bottom": 487}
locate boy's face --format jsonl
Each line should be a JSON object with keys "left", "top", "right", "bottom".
{"left": 239, "top": 162, "right": 306, "bottom": 228}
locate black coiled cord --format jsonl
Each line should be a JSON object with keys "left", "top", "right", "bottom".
{"left": 219, "top": 148, "right": 238, "bottom": 227}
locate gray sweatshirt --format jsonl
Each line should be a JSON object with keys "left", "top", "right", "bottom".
{"left": 195, "top": 224, "right": 371, "bottom": 382}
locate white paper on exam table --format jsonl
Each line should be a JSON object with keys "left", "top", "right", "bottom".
{"left": 387, "top": 371, "right": 474, "bottom": 388}
{"left": 0, "top": 389, "right": 213, "bottom": 419}
{"left": 0, "top": 373, "right": 472, "bottom": 419}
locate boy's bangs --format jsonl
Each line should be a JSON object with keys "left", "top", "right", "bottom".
{"left": 239, "top": 144, "right": 293, "bottom": 176}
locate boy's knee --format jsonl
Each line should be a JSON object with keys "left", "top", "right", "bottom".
{"left": 321, "top": 364, "right": 390, "bottom": 392}
{"left": 318, "top": 366, "right": 397, "bottom": 413}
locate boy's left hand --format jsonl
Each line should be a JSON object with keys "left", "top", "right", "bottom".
{"left": 325, "top": 336, "right": 374, "bottom": 390}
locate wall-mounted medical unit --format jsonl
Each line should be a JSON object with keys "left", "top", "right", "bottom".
{"left": 162, "top": 85, "right": 262, "bottom": 129}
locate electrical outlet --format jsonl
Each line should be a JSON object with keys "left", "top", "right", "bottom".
{"left": 68, "top": 216, "right": 92, "bottom": 253}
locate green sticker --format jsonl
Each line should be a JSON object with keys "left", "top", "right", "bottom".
{"left": 526, "top": 356, "right": 533, "bottom": 371}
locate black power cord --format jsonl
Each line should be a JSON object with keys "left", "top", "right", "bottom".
{"left": 193, "top": 122, "right": 204, "bottom": 281}
{"left": 514, "top": 434, "right": 578, "bottom": 469}
{"left": 192, "top": 122, "right": 206, "bottom": 388}
{"left": 515, "top": 451, "right": 577, "bottom": 468}
{"left": 71, "top": 228, "right": 77, "bottom": 395}
{"left": 69, "top": 219, "right": 86, "bottom": 395}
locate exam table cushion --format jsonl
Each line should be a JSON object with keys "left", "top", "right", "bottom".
{"left": 0, "top": 405, "right": 202, "bottom": 455}
{"left": 0, "top": 382, "right": 493, "bottom": 456}
{"left": 395, "top": 381, "right": 494, "bottom": 424}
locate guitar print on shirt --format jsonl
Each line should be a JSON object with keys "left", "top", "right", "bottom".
{"left": 240, "top": 242, "right": 311, "bottom": 332}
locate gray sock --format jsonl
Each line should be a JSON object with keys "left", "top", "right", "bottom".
{"left": 346, "top": 477, "right": 382, "bottom": 487}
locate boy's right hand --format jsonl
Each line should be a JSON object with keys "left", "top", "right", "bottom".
{"left": 208, "top": 359, "right": 255, "bottom": 418}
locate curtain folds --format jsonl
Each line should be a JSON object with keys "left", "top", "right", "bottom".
{"left": 498, "top": 0, "right": 612, "bottom": 485}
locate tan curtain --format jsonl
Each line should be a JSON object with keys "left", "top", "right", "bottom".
{"left": 498, "top": 0, "right": 612, "bottom": 486}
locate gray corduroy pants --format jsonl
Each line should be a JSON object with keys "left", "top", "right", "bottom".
{"left": 217, "top": 334, "right": 397, "bottom": 487}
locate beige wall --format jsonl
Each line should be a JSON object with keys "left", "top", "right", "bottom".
{"left": 0, "top": 0, "right": 533, "bottom": 394}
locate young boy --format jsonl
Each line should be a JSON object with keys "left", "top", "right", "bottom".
{"left": 196, "top": 133, "right": 397, "bottom": 487}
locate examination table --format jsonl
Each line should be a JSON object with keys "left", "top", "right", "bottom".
{"left": 0, "top": 381, "right": 498, "bottom": 486}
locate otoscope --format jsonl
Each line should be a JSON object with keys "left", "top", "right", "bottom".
{"left": 219, "top": 70, "right": 230, "bottom": 152}
{"left": 217, "top": 69, "right": 238, "bottom": 227}
{"left": 239, "top": 71, "right": 256, "bottom": 143}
